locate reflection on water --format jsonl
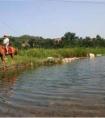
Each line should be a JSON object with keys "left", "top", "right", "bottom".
{"left": 0, "top": 57, "right": 105, "bottom": 116}
{"left": 0, "top": 68, "right": 27, "bottom": 104}
{"left": 0, "top": 73, "right": 16, "bottom": 101}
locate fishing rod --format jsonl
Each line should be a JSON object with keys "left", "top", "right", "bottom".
{"left": 0, "top": 19, "right": 17, "bottom": 36}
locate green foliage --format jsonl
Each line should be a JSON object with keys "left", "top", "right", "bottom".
{"left": 1, "top": 47, "right": 105, "bottom": 68}
{"left": 0, "top": 32, "right": 105, "bottom": 49}
{"left": 17, "top": 47, "right": 103, "bottom": 60}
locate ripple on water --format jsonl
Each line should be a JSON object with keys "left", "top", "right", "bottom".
{"left": 0, "top": 57, "right": 105, "bottom": 116}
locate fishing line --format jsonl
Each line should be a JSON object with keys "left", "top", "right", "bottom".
{"left": 0, "top": 17, "right": 18, "bottom": 36}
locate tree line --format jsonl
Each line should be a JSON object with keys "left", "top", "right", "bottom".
{"left": 0, "top": 32, "right": 105, "bottom": 49}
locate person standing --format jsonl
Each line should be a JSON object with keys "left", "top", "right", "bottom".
{"left": 3, "top": 35, "right": 10, "bottom": 54}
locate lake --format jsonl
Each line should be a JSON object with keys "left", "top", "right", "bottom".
{"left": 0, "top": 56, "right": 105, "bottom": 116}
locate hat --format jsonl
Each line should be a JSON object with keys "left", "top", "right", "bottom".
{"left": 4, "top": 34, "right": 8, "bottom": 37}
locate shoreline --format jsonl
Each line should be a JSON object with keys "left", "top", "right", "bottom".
{"left": 1, "top": 54, "right": 97, "bottom": 71}
{"left": 0, "top": 56, "right": 81, "bottom": 71}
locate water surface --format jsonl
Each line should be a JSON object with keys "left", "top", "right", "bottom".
{"left": 0, "top": 57, "right": 105, "bottom": 116}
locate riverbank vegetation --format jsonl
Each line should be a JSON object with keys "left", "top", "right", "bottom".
{"left": 0, "top": 32, "right": 105, "bottom": 67}
{"left": 3, "top": 47, "right": 105, "bottom": 68}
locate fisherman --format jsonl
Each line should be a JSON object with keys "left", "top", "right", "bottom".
{"left": 3, "top": 34, "right": 10, "bottom": 54}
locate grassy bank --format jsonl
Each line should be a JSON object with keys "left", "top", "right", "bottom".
{"left": 1, "top": 47, "right": 105, "bottom": 67}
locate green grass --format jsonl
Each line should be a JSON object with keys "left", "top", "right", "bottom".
{"left": 18, "top": 48, "right": 88, "bottom": 58}
{"left": 1, "top": 47, "right": 105, "bottom": 67}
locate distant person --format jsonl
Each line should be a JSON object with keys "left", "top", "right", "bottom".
{"left": 3, "top": 35, "right": 10, "bottom": 54}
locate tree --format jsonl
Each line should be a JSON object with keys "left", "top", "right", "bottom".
{"left": 62, "top": 32, "right": 78, "bottom": 47}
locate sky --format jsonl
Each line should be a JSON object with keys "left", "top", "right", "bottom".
{"left": 0, "top": 0, "right": 105, "bottom": 38}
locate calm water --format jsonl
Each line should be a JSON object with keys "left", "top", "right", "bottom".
{"left": 0, "top": 57, "right": 105, "bottom": 116}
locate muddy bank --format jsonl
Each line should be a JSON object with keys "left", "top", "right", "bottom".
{"left": 0, "top": 103, "right": 105, "bottom": 117}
